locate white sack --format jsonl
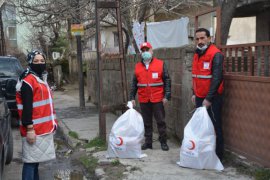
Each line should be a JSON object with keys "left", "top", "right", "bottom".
{"left": 107, "top": 102, "right": 145, "bottom": 159}
{"left": 147, "top": 17, "right": 189, "bottom": 49}
{"left": 177, "top": 107, "right": 224, "bottom": 171}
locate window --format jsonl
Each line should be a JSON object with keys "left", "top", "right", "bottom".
{"left": 113, "top": 32, "right": 119, "bottom": 47}
{"left": 188, "top": 23, "right": 194, "bottom": 38}
{"left": 7, "top": 26, "right": 16, "bottom": 40}
{"left": 4, "top": 4, "right": 16, "bottom": 21}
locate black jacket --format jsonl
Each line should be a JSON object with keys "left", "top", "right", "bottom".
{"left": 129, "top": 58, "right": 171, "bottom": 101}
{"left": 195, "top": 46, "right": 224, "bottom": 102}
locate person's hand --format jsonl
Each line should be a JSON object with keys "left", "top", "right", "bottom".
{"left": 191, "top": 95, "right": 196, "bottom": 105}
{"left": 202, "top": 99, "right": 212, "bottom": 108}
{"left": 26, "top": 130, "right": 36, "bottom": 144}
{"left": 162, "top": 98, "right": 168, "bottom": 105}
{"left": 131, "top": 100, "right": 136, "bottom": 107}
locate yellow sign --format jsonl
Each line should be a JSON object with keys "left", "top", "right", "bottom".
{"left": 71, "top": 24, "right": 84, "bottom": 36}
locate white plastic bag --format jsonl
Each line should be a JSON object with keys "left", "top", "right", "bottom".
{"left": 177, "top": 107, "right": 224, "bottom": 171}
{"left": 106, "top": 101, "right": 145, "bottom": 158}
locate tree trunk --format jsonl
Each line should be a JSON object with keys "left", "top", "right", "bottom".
{"left": 37, "top": 32, "right": 47, "bottom": 55}
{"left": 121, "top": 0, "right": 141, "bottom": 53}
{"left": 137, "top": 0, "right": 149, "bottom": 24}
{"left": 125, "top": 18, "right": 140, "bottom": 53}
{"left": 214, "top": 0, "right": 238, "bottom": 45}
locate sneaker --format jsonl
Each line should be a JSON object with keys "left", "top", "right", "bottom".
{"left": 161, "top": 142, "right": 169, "bottom": 151}
{"left": 141, "top": 143, "right": 152, "bottom": 150}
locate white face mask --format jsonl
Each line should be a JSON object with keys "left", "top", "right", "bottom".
{"left": 142, "top": 51, "right": 152, "bottom": 62}
{"left": 196, "top": 44, "right": 208, "bottom": 51}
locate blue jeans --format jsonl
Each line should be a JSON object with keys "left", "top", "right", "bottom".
{"left": 22, "top": 163, "right": 39, "bottom": 180}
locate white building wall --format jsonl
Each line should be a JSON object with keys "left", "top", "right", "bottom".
{"left": 88, "top": 26, "right": 118, "bottom": 53}
{"left": 0, "top": 0, "right": 4, "bottom": 7}
{"left": 17, "top": 22, "right": 33, "bottom": 53}
{"left": 227, "top": 17, "right": 256, "bottom": 45}
{"left": 197, "top": 13, "right": 256, "bottom": 45}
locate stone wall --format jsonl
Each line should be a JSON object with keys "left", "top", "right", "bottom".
{"left": 86, "top": 45, "right": 194, "bottom": 140}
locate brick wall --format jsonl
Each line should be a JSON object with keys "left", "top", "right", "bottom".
{"left": 86, "top": 45, "right": 194, "bottom": 140}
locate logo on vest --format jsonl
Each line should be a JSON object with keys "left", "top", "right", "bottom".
{"left": 152, "top": 72, "right": 158, "bottom": 79}
{"left": 203, "top": 62, "right": 210, "bottom": 69}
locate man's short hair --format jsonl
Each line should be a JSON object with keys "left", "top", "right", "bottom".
{"left": 195, "top": 28, "right": 210, "bottom": 37}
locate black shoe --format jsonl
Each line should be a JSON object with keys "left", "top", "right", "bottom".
{"left": 141, "top": 143, "right": 152, "bottom": 150}
{"left": 161, "top": 142, "right": 169, "bottom": 151}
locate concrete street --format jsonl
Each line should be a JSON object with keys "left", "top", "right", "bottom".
{"left": 54, "top": 84, "right": 254, "bottom": 180}
{"left": 2, "top": 83, "right": 254, "bottom": 180}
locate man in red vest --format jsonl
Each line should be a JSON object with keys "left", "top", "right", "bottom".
{"left": 130, "top": 42, "right": 171, "bottom": 151}
{"left": 191, "top": 28, "right": 224, "bottom": 160}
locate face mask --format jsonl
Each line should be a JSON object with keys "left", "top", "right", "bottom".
{"left": 196, "top": 44, "right": 208, "bottom": 51}
{"left": 142, "top": 52, "right": 152, "bottom": 62}
{"left": 30, "top": 63, "right": 46, "bottom": 75}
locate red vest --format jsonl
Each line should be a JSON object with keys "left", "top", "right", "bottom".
{"left": 192, "top": 44, "right": 224, "bottom": 98}
{"left": 16, "top": 74, "right": 58, "bottom": 137}
{"left": 135, "top": 58, "right": 164, "bottom": 103}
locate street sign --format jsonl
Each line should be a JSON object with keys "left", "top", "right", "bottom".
{"left": 71, "top": 24, "right": 84, "bottom": 36}
{"left": 52, "top": 52, "right": 60, "bottom": 60}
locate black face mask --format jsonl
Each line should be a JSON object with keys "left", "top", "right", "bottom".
{"left": 30, "top": 63, "right": 46, "bottom": 75}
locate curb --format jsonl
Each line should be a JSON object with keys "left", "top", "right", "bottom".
{"left": 57, "top": 120, "right": 80, "bottom": 149}
{"left": 57, "top": 120, "right": 106, "bottom": 179}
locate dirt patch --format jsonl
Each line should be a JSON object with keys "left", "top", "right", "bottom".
{"left": 102, "top": 163, "right": 127, "bottom": 180}
{"left": 46, "top": 132, "right": 91, "bottom": 180}
{"left": 222, "top": 150, "right": 270, "bottom": 180}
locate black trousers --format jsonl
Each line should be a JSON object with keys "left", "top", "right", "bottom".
{"left": 195, "top": 94, "right": 224, "bottom": 160}
{"left": 140, "top": 102, "right": 167, "bottom": 144}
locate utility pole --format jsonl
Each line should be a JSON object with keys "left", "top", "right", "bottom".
{"left": 75, "top": 0, "right": 85, "bottom": 108}
{"left": 0, "top": 5, "right": 6, "bottom": 56}
{"left": 95, "top": 0, "right": 106, "bottom": 140}
{"left": 95, "top": 0, "right": 128, "bottom": 141}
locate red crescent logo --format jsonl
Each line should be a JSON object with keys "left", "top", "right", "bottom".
{"left": 188, "top": 140, "right": 195, "bottom": 150}
{"left": 116, "top": 137, "right": 123, "bottom": 146}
